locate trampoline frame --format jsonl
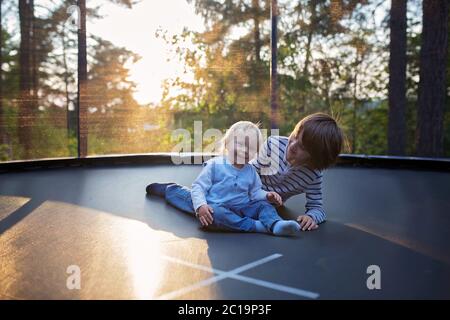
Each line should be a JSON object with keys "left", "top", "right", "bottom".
{"left": 0, "top": 153, "right": 449, "bottom": 174}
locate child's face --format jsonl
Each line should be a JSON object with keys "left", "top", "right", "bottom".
{"left": 227, "top": 132, "right": 260, "bottom": 165}
{"left": 286, "top": 130, "right": 312, "bottom": 168}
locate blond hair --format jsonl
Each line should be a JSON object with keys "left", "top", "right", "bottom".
{"left": 220, "top": 121, "right": 263, "bottom": 155}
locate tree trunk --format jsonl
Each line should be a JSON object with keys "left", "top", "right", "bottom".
{"left": 351, "top": 63, "right": 358, "bottom": 154}
{"left": 19, "top": 0, "right": 33, "bottom": 159}
{"left": 78, "top": 0, "right": 88, "bottom": 157}
{"left": 270, "top": 0, "right": 279, "bottom": 129}
{"left": 252, "top": 0, "right": 261, "bottom": 63}
{"left": 299, "top": 0, "right": 317, "bottom": 112}
{"left": 0, "top": 0, "right": 4, "bottom": 146}
{"left": 388, "top": 0, "right": 407, "bottom": 155}
{"left": 416, "top": 0, "right": 449, "bottom": 157}
{"left": 302, "top": 0, "right": 317, "bottom": 78}
{"left": 30, "top": 0, "right": 37, "bottom": 111}
{"left": 351, "top": 48, "right": 363, "bottom": 154}
{"left": 61, "top": 25, "right": 72, "bottom": 138}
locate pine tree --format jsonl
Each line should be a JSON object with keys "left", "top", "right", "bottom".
{"left": 388, "top": 0, "right": 407, "bottom": 155}
{"left": 416, "top": 0, "right": 449, "bottom": 156}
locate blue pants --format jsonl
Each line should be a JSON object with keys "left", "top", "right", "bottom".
{"left": 165, "top": 184, "right": 282, "bottom": 232}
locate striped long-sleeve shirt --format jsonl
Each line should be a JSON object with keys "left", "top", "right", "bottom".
{"left": 249, "top": 136, "right": 326, "bottom": 224}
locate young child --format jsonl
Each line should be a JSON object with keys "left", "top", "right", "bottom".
{"left": 147, "top": 113, "right": 343, "bottom": 232}
{"left": 189, "top": 121, "right": 301, "bottom": 235}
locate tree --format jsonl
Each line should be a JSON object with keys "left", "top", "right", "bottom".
{"left": 18, "top": 0, "right": 34, "bottom": 159}
{"left": 388, "top": 0, "right": 406, "bottom": 155}
{"left": 30, "top": 0, "right": 37, "bottom": 112}
{"left": 416, "top": 0, "right": 449, "bottom": 157}
{"left": 170, "top": 0, "right": 271, "bottom": 118}
{"left": 280, "top": 0, "right": 362, "bottom": 108}
{"left": 86, "top": 37, "right": 143, "bottom": 154}
{"left": 77, "top": 0, "right": 137, "bottom": 157}
{"left": 0, "top": 0, "right": 144, "bottom": 160}
{"left": 162, "top": 0, "right": 390, "bottom": 155}
{"left": 48, "top": 2, "right": 79, "bottom": 138}
{"left": 78, "top": 0, "right": 87, "bottom": 157}
{"left": 0, "top": 0, "right": 19, "bottom": 160}
{"left": 0, "top": 0, "right": 3, "bottom": 146}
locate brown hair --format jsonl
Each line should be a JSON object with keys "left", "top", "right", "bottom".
{"left": 289, "top": 113, "right": 344, "bottom": 170}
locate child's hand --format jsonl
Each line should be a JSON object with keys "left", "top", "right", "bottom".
{"left": 297, "top": 214, "right": 318, "bottom": 231}
{"left": 196, "top": 204, "right": 214, "bottom": 226}
{"left": 266, "top": 191, "right": 283, "bottom": 207}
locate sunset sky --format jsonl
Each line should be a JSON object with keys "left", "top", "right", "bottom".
{"left": 88, "top": 0, "right": 205, "bottom": 105}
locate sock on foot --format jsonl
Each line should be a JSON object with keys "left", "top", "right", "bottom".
{"left": 272, "top": 220, "right": 301, "bottom": 236}
{"left": 145, "top": 183, "right": 175, "bottom": 197}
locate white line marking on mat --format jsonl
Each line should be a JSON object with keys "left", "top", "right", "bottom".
{"left": 157, "top": 253, "right": 319, "bottom": 300}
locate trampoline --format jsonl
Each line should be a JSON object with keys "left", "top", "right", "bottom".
{"left": 0, "top": 155, "right": 449, "bottom": 300}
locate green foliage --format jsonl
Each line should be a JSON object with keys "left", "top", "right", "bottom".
{"left": 161, "top": 0, "right": 397, "bottom": 156}
{"left": 1, "top": 0, "right": 449, "bottom": 161}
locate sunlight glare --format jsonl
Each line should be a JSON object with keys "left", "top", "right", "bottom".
{"left": 88, "top": 0, "right": 204, "bottom": 105}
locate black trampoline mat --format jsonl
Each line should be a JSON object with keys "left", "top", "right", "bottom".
{"left": 0, "top": 164, "right": 449, "bottom": 299}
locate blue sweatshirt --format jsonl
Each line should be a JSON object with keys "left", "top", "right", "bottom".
{"left": 191, "top": 156, "right": 268, "bottom": 211}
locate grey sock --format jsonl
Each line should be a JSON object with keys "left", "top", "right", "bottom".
{"left": 272, "top": 221, "right": 301, "bottom": 236}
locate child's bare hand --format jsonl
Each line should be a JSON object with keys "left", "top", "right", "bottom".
{"left": 297, "top": 215, "right": 318, "bottom": 231}
{"left": 196, "top": 204, "right": 214, "bottom": 226}
{"left": 266, "top": 191, "right": 283, "bottom": 206}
